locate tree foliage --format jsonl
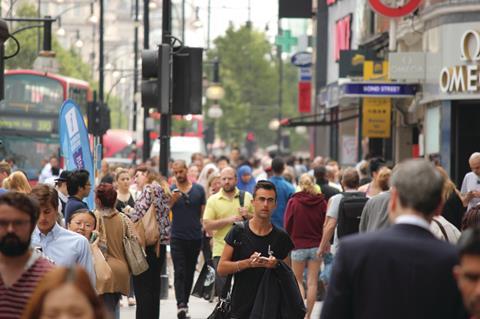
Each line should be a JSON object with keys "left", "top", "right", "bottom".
{"left": 206, "top": 25, "right": 308, "bottom": 152}
{"left": 4, "top": 3, "right": 128, "bottom": 129}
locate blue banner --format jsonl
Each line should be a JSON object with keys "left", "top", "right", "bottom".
{"left": 58, "top": 99, "right": 94, "bottom": 209}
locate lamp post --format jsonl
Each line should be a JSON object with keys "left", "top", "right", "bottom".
{"left": 133, "top": 0, "right": 139, "bottom": 133}
{"left": 142, "top": 0, "right": 151, "bottom": 162}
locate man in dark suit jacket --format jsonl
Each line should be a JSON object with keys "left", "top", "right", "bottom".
{"left": 321, "top": 159, "right": 467, "bottom": 319}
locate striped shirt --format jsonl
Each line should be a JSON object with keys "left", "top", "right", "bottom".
{"left": 0, "top": 251, "right": 54, "bottom": 319}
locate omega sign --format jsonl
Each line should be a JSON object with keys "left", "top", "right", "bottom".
{"left": 439, "top": 30, "right": 480, "bottom": 93}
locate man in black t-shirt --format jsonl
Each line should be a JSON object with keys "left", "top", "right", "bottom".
{"left": 169, "top": 160, "right": 206, "bottom": 319}
{"left": 218, "top": 180, "right": 294, "bottom": 319}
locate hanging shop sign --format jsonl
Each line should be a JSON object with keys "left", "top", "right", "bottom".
{"left": 368, "top": 0, "right": 422, "bottom": 18}
{"left": 339, "top": 50, "right": 377, "bottom": 78}
{"left": 440, "top": 29, "right": 480, "bottom": 94}
{"left": 363, "top": 61, "right": 389, "bottom": 81}
{"left": 362, "top": 98, "right": 391, "bottom": 138}
{"left": 389, "top": 52, "right": 425, "bottom": 81}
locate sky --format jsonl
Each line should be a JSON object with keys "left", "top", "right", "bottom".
{"left": 178, "top": 0, "right": 279, "bottom": 48}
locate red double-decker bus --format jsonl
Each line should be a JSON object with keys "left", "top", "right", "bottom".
{"left": 0, "top": 70, "right": 92, "bottom": 180}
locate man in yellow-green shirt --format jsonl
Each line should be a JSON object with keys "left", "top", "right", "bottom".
{"left": 203, "top": 166, "right": 253, "bottom": 295}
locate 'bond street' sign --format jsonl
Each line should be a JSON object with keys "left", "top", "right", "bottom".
{"left": 341, "top": 83, "right": 418, "bottom": 97}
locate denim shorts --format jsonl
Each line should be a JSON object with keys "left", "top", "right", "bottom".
{"left": 291, "top": 247, "right": 319, "bottom": 262}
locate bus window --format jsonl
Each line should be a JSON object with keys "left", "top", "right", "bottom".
{"left": 68, "top": 86, "right": 89, "bottom": 114}
{"left": 4, "top": 74, "right": 63, "bottom": 113}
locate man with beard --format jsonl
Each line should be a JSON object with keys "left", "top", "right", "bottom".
{"left": 169, "top": 160, "right": 206, "bottom": 319}
{"left": 30, "top": 184, "right": 95, "bottom": 284}
{"left": 0, "top": 192, "right": 54, "bottom": 319}
{"left": 461, "top": 153, "right": 480, "bottom": 210}
{"left": 203, "top": 167, "right": 254, "bottom": 296}
{"left": 455, "top": 227, "right": 480, "bottom": 319}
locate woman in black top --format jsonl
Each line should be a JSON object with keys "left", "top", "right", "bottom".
{"left": 115, "top": 169, "right": 135, "bottom": 214}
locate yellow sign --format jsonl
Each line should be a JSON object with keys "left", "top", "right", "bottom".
{"left": 363, "top": 61, "right": 389, "bottom": 81}
{"left": 362, "top": 98, "right": 391, "bottom": 138}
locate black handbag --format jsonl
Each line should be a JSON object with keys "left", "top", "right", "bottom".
{"left": 207, "top": 274, "right": 233, "bottom": 319}
{"left": 191, "top": 263, "right": 215, "bottom": 300}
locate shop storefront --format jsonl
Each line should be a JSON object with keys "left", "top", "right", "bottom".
{"left": 422, "top": 23, "right": 480, "bottom": 185}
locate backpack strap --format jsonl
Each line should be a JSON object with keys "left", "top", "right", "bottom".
{"left": 221, "top": 221, "right": 247, "bottom": 298}
{"left": 239, "top": 190, "right": 245, "bottom": 207}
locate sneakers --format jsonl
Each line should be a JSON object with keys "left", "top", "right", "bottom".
{"left": 177, "top": 307, "right": 189, "bottom": 319}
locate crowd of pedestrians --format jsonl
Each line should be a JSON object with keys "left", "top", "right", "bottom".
{"left": 1, "top": 149, "right": 480, "bottom": 319}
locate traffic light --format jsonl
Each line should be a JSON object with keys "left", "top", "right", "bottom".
{"left": 141, "top": 44, "right": 170, "bottom": 113}
{"left": 87, "top": 101, "right": 101, "bottom": 135}
{"left": 87, "top": 101, "right": 110, "bottom": 136}
{"left": 172, "top": 47, "right": 203, "bottom": 115}
{"left": 99, "top": 104, "right": 110, "bottom": 135}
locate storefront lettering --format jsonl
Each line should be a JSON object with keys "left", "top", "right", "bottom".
{"left": 440, "top": 30, "right": 480, "bottom": 93}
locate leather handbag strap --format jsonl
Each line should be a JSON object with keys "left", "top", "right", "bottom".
{"left": 432, "top": 218, "right": 449, "bottom": 242}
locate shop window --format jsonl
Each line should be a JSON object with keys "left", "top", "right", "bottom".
{"left": 425, "top": 106, "right": 440, "bottom": 154}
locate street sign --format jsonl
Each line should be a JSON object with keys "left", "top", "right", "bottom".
{"left": 341, "top": 83, "right": 418, "bottom": 97}
{"left": 298, "top": 82, "right": 312, "bottom": 113}
{"left": 275, "top": 30, "right": 297, "bottom": 53}
{"left": 291, "top": 51, "right": 313, "bottom": 68}
{"left": 368, "top": 0, "right": 422, "bottom": 18}
{"left": 299, "top": 67, "right": 312, "bottom": 81}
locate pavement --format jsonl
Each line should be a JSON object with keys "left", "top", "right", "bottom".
{"left": 119, "top": 294, "right": 323, "bottom": 319}
{"left": 120, "top": 254, "right": 323, "bottom": 318}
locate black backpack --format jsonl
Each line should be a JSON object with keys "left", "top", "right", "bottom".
{"left": 337, "top": 192, "right": 368, "bottom": 238}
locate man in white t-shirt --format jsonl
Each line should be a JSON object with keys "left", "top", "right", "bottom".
{"left": 461, "top": 152, "right": 480, "bottom": 211}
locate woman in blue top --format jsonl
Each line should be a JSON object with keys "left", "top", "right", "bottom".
{"left": 237, "top": 165, "right": 256, "bottom": 194}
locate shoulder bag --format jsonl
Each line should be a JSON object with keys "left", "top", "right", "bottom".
{"left": 121, "top": 213, "right": 149, "bottom": 275}
{"left": 134, "top": 187, "right": 161, "bottom": 248}
{"left": 92, "top": 216, "right": 112, "bottom": 292}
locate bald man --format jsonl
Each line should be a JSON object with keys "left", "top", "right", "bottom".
{"left": 461, "top": 153, "right": 480, "bottom": 210}
{"left": 203, "top": 167, "right": 254, "bottom": 295}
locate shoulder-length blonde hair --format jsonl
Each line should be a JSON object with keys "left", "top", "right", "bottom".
{"left": 3, "top": 171, "right": 31, "bottom": 193}
{"left": 298, "top": 173, "right": 318, "bottom": 195}
{"left": 436, "top": 166, "right": 458, "bottom": 201}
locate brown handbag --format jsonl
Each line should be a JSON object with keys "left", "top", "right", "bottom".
{"left": 134, "top": 189, "right": 160, "bottom": 248}
{"left": 91, "top": 218, "right": 112, "bottom": 293}
{"left": 120, "top": 214, "right": 149, "bottom": 275}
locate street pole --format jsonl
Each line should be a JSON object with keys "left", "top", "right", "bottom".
{"left": 142, "top": 0, "right": 151, "bottom": 162}
{"left": 99, "top": 0, "right": 104, "bottom": 147}
{"left": 99, "top": 0, "right": 104, "bottom": 104}
{"left": 181, "top": 0, "right": 185, "bottom": 43}
{"left": 0, "top": 20, "right": 8, "bottom": 101}
{"left": 133, "top": 0, "right": 139, "bottom": 132}
{"left": 207, "top": 0, "right": 211, "bottom": 50}
{"left": 159, "top": 0, "right": 171, "bottom": 177}
{"left": 277, "top": 22, "right": 283, "bottom": 155}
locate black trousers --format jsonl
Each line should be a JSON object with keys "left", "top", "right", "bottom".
{"left": 133, "top": 244, "right": 166, "bottom": 319}
{"left": 101, "top": 293, "right": 121, "bottom": 319}
{"left": 213, "top": 256, "right": 226, "bottom": 297}
{"left": 170, "top": 238, "right": 201, "bottom": 307}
